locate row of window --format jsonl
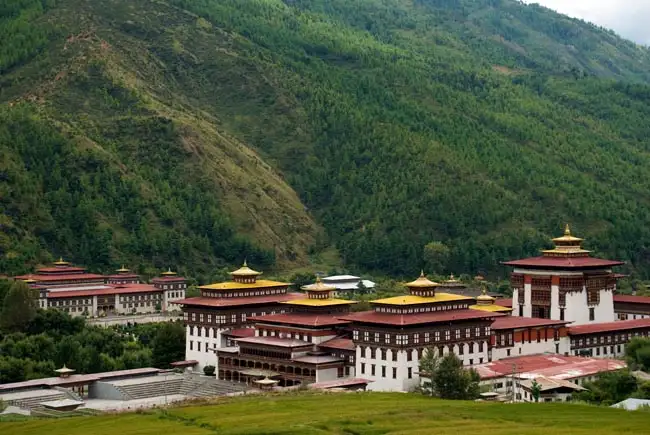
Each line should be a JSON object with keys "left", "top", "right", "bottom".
{"left": 375, "top": 303, "right": 470, "bottom": 315}
{"left": 201, "top": 289, "right": 284, "bottom": 298}
{"left": 48, "top": 299, "right": 91, "bottom": 307}
{"left": 353, "top": 327, "right": 490, "bottom": 344}
{"left": 186, "top": 310, "right": 286, "bottom": 325}
{"left": 362, "top": 344, "right": 486, "bottom": 362}
{"left": 160, "top": 284, "right": 187, "bottom": 290}
{"left": 119, "top": 294, "right": 161, "bottom": 302}
{"left": 571, "top": 330, "right": 649, "bottom": 347}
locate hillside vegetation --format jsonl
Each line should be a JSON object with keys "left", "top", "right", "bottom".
{"left": 2, "top": 392, "right": 650, "bottom": 434}
{"left": 3, "top": 0, "right": 650, "bottom": 278}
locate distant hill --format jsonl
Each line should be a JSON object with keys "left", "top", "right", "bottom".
{"left": 3, "top": 0, "right": 650, "bottom": 278}
{"left": 1, "top": 392, "right": 649, "bottom": 433}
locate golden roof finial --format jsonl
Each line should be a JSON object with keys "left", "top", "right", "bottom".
{"left": 564, "top": 223, "right": 571, "bottom": 236}
{"left": 59, "top": 256, "right": 63, "bottom": 263}
{"left": 315, "top": 275, "right": 322, "bottom": 283}
{"left": 420, "top": 269, "right": 425, "bottom": 278}
{"left": 243, "top": 258, "right": 248, "bottom": 267}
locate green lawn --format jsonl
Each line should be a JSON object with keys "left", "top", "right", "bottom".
{"left": 2, "top": 392, "right": 647, "bottom": 435}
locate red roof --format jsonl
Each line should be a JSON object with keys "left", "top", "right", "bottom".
{"left": 614, "top": 294, "right": 650, "bottom": 305}
{"left": 568, "top": 318, "right": 650, "bottom": 335}
{"left": 14, "top": 273, "right": 105, "bottom": 282}
{"left": 475, "top": 354, "right": 624, "bottom": 380}
{"left": 48, "top": 284, "right": 160, "bottom": 298}
{"left": 172, "top": 293, "right": 303, "bottom": 308}
{"left": 170, "top": 360, "right": 198, "bottom": 367}
{"left": 36, "top": 266, "right": 87, "bottom": 274}
{"left": 251, "top": 313, "right": 350, "bottom": 327}
{"left": 339, "top": 309, "right": 504, "bottom": 326}
{"left": 491, "top": 316, "right": 568, "bottom": 330}
{"left": 319, "top": 337, "right": 355, "bottom": 351}
{"left": 222, "top": 328, "right": 256, "bottom": 338}
{"left": 503, "top": 256, "right": 623, "bottom": 269}
{"left": 494, "top": 298, "right": 513, "bottom": 308}
{"left": 235, "top": 336, "right": 312, "bottom": 348}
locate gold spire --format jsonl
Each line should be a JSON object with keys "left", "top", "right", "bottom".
{"left": 116, "top": 265, "right": 130, "bottom": 273}
{"left": 546, "top": 223, "right": 589, "bottom": 256}
{"left": 302, "top": 276, "right": 336, "bottom": 292}
{"left": 53, "top": 257, "right": 70, "bottom": 266}
{"left": 161, "top": 267, "right": 177, "bottom": 276}
{"left": 476, "top": 285, "right": 495, "bottom": 305}
{"left": 564, "top": 223, "right": 571, "bottom": 236}
{"left": 405, "top": 271, "right": 439, "bottom": 288}
{"left": 230, "top": 260, "right": 261, "bottom": 277}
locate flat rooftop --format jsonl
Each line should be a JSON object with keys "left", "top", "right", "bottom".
{"left": 107, "top": 374, "right": 184, "bottom": 387}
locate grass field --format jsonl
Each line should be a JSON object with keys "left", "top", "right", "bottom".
{"left": 1, "top": 392, "right": 648, "bottom": 435}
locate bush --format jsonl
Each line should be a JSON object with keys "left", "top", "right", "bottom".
{"left": 203, "top": 365, "right": 215, "bottom": 376}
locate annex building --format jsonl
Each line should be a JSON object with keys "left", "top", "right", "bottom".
{"left": 13, "top": 259, "right": 186, "bottom": 317}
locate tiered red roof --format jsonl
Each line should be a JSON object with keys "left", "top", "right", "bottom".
{"left": 339, "top": 309, "right": 504, "bottom": 326}
{"left": 568, "top": 318, "right": 650, "bottom": 335}
{"left": 250, "top": 313, "right": 350, "bottom": 327}
{"left": 222, "top": 328, "right": 256, "bottom": 338}
{"left": 172, "top": 293, "right": 303, "bottom": 308}
{"left": 502, "top": 257, "right": 623, "bottom": 269}
{"left": 491, "top": 316, "right": 568, "bottom": 330}
{"left": 614, "top": 294, "right": 650, "bottom": 305}
{"left": 15, "top": 273, "right": 105, "bottom": 282}
{"left": 319, "top": 337, "right": 355, "bottom": 351}
{"left": 494, "top": 298, "right": 512, "bottom": 308}
{"left": 235, "top": 336, "right": 312, "bottom": 348}
{"left": 35, "top": 266, "right": 87, "bottom": 274}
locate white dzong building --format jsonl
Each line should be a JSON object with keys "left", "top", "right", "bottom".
{"left": 503, "top": 225, "right": 622, "bottom": 326}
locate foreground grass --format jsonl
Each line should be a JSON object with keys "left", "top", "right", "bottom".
{"left": 2, "top": 392, "right": 648, "bottom": 435}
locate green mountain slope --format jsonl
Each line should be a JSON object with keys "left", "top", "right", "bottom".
{"left": 3, "top": 0, "right": 650, "bottom": 278}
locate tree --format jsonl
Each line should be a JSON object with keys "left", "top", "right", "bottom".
{"left": 625, "top": 337, "right": 650, "bottom": 371}
{"left": 151, "top": 322, "right": 185, "bottom": 368}
{"left": 0, "top": 280, "right": 37, "bottom": 332}
{"left": 575, "top": 370, "right": 639, "bottom": 405}
{"left": 419, "top": 351, "right": 480, "bottom": 400}
{"left": 204, "top": 365, "right": 216, "bottom": 376}
{"left": 423, "top": 242, "right": 450, "bottom": 275}
{"left": 530, "top": 380, "right": 541, "bottom": 402}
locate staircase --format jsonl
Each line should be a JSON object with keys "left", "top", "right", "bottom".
{"left": 52, "top": 386, "right": 83, "bottom": 402}
{"left": 7, "top": 392, "right": 67, "bottom": 411}
{"left": 180, "top": 376, "right": 249, "bottom": 398}
{"left": 113, "top": 377, "right": 184, "bottom": 400}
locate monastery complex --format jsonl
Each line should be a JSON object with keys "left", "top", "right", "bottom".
{"left": 8, "top": 225, "right": 650, "bottom": 398}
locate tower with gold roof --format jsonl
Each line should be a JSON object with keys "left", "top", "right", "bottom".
{"left": 503, "top": 224, "right": 623, "bottom": 325}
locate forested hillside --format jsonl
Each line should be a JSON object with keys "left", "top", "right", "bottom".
{"left": 3, "top": 0, "right": 650, "bottom": 279}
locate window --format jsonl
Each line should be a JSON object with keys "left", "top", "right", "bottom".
{"left": 408, "top": 368, "right": 412, "bottom": 379}
{"left": 374, "top": 332, "right": 380, "bottom": 343}
{"left": 465, "top": 328, "right": 471, "bottom": 338}
{"left": 455, "top": 329, "right": 461, "bottom": 339}
{"left": 371, "top": 364, "right": 376, "bottom": 376}
{"left": 445, "top": 330, "right": 451, "bottom": 341}
{"left": 364, "top": 331, "right": 369, "bottom": 342}
{"left": 189, "top": 341, "right": 194, "bottom": 351}
{"left": 413, "top": 333, "right": 419, "bottom": 344}
{"left": 589, "top": 308, "right": 595, "bottom": 321}
{"left": 407, "top": 351, "right": 412, "bottom": 362}
{"left": 231, "top": 314, "right": 237, "bottom": 323}
{"left": 191, "top": 313, "right": 196, "bottom": 321}
{"left": 381, "top": 366, "right": 386, "bottom": 378}
{"left": 353, "top": 330, "right": 359, "bottom": 340}
{"left": 197, "top": 342, "right": 201, "bottom": 352}
{"left": 207, "top": 314, "right": 212, "bottom": 323}
{"left": 385, "top": 333, "right": 390, "bottom": 344}
{"left": 392, "top": 367, "right": 397, "bottom": 379}
{"left": 475, "top": 327, "right": 480, "bottom": 337}
{"left": 381, "top": 349, "right": 387, "bottom": 360}
{"left": 361, "top": 363, "right": 365, "bottom": 374}
{"left": 424, "top": 332, "right": 430, "bottom": 343}
{"left": 560, "top": 308, "right": 565, "bottom": 321}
